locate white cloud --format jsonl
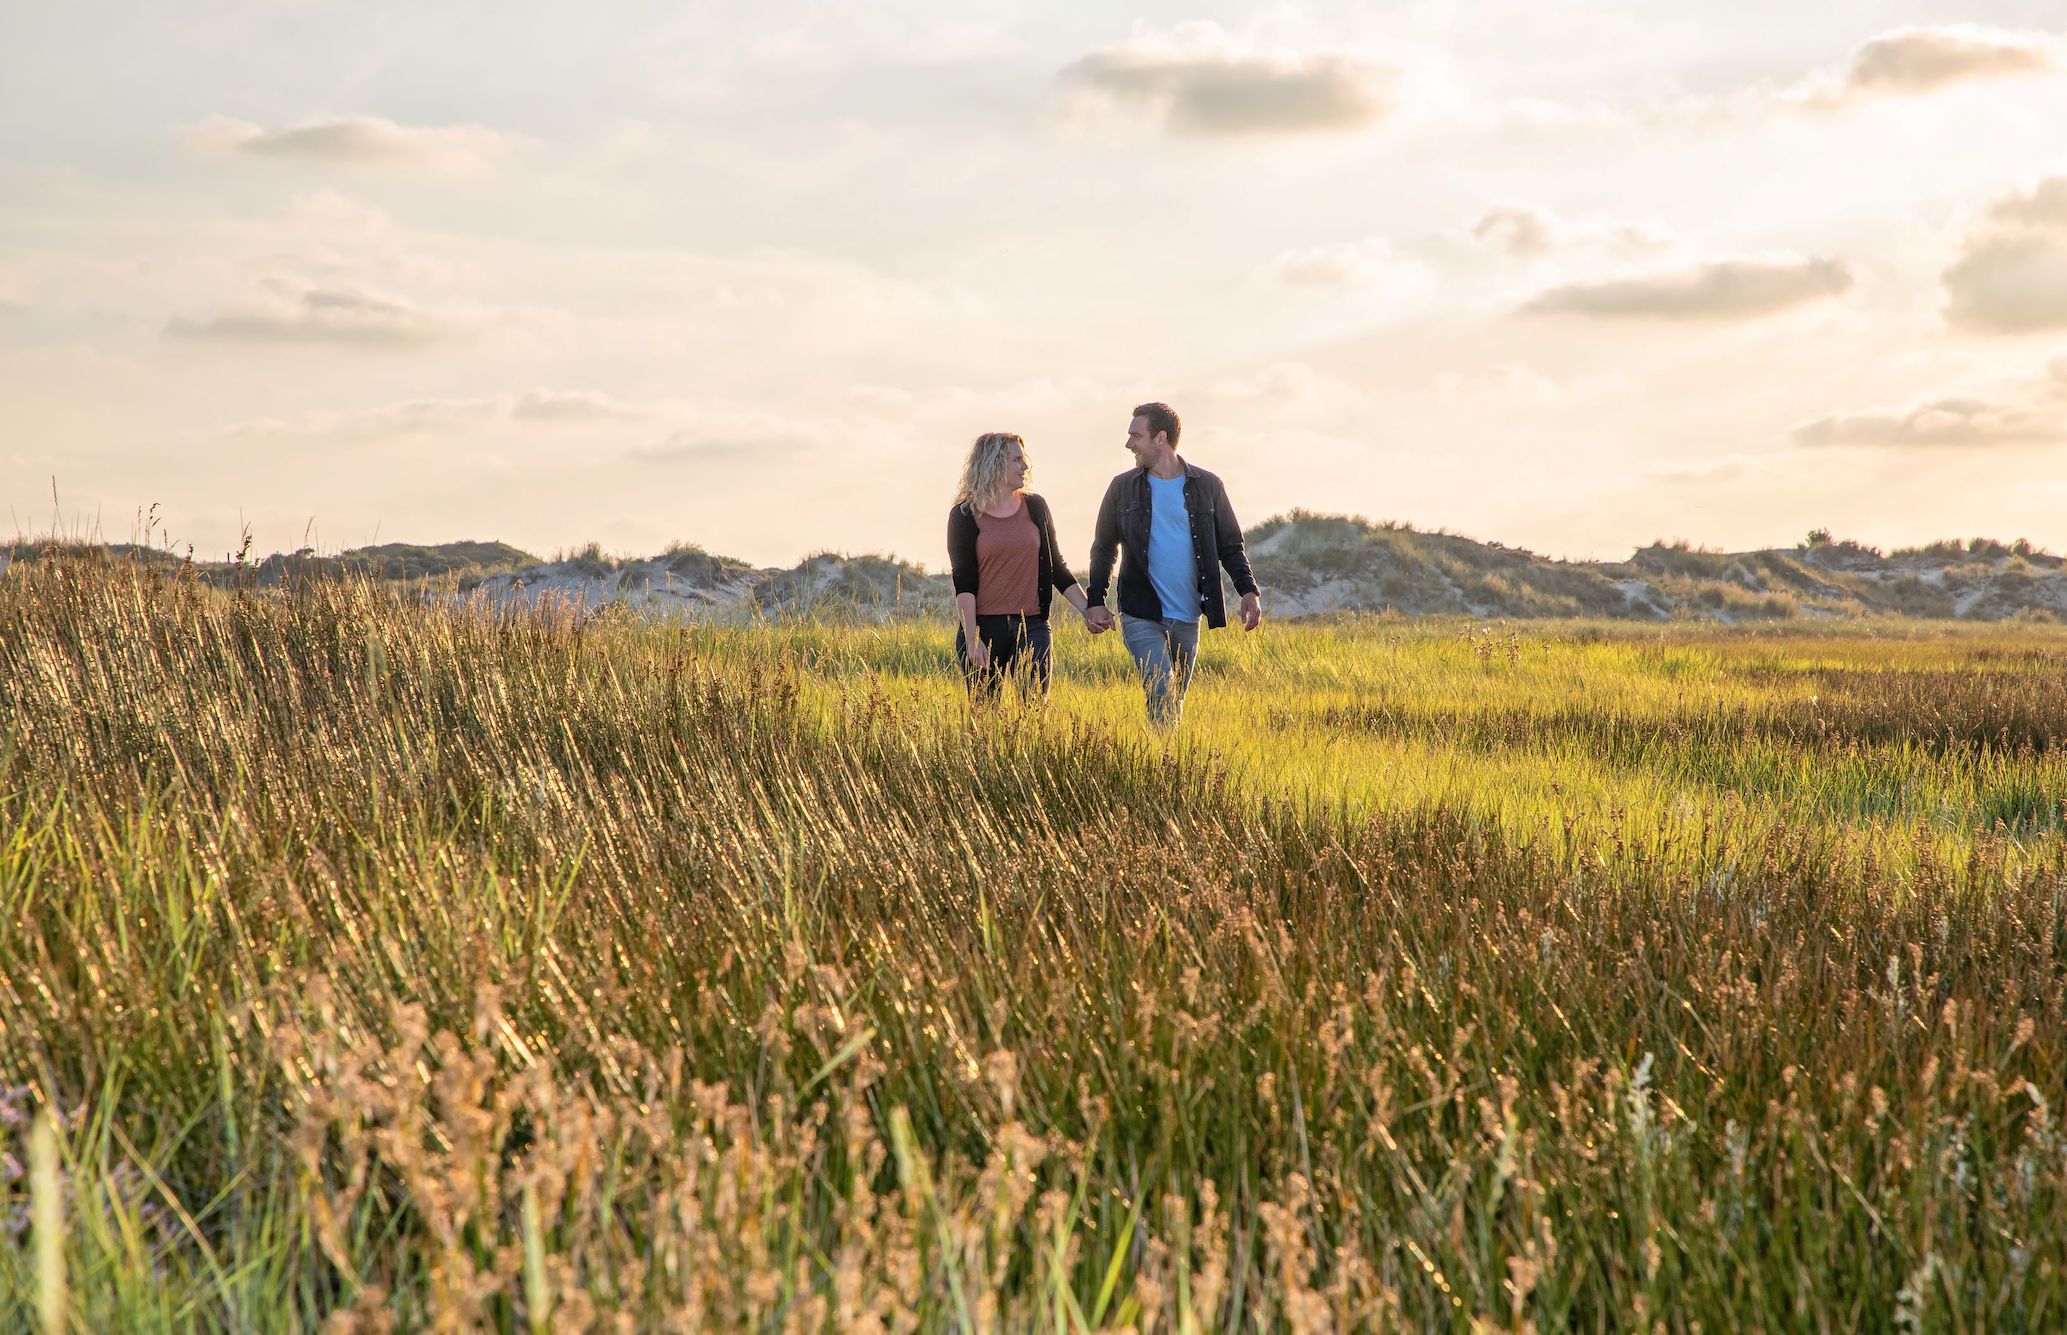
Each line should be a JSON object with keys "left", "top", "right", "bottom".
{"left": 1945, "top": 234, "right": 2067, "bottom": 333}
{"left": 1521, "top": 255, "right": 1853, "bottom": 321}
{"left": 1794, "top": 358, "right": 2067, "bottom": 446}
{"left": 1832, "top": 25, "right": 2056, "bottom": 102}
{"left": 224, "top": 389, "right": 640, "bottom": 442}
{"left": 1431, "top": 362, "right": 1629, "bottom": 404}
{"left": 1471, "top": 203, "right": 1559, "bottom": 258}
{"left": 1259, "top": 205, "right": 1684, "bottom": 300}
{"left": 1982, "top": 177, "right": 2067, "bottom": 229}
{"left": 1469, "top": 202, "right": 1676, "bottom": 261}
{"left": 512, "top": 389, "right": 638, "bottom": 422}
{"left": 1729, "top": 25, "right": 2060, "bottom": 116}
{"left": 1645, "top": 453, "right": 1769, "bottom": 487}
{"left": 222, "top": 398, "right": 498, "bottom": 442}
{"left": 627, "top": 412, "right": 831, "bottom": 466}
{"left": 1208, "top": 362, "right": 1329, "bottom": 405}
{"left": 182, "top": 115, "right": 517, "bottom": 171}
{"left": 1488, "top": 24, "right": 2061, "bottom": 130}
{"left": 1057, "top": 23, "right": 1396, "bottom": 137}
{"left": 1944, "top": 177, "right": 2067, "bottom": 334}
{"left": 168, "top": 278, "right": 469, "bottom": 348}
{"left": 1795, "top": 397, "right": 2065, "bottom": 446}
{"left": 1263, "top": 237, "right": 1414, "bottom": 289}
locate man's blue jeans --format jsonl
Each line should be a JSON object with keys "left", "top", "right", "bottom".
{"left": 1119, "top": 614, "right": 1200, "bottom": 725}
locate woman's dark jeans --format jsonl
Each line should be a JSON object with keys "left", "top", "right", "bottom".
{"left": 955, "top": 614, "right": 1052, "bottom": 700}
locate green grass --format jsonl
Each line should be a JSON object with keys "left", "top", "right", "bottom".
{"left": 2, "top": 563, "right": 2064, "bottom": 1330}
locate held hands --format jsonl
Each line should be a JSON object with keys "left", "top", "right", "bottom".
{"left": 1079, "top": 601, "right": 1251, "bottom": 631}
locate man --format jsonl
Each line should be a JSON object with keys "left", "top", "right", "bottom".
{"left": 1085, "top": 401, "right": 1262, "bottom": 724}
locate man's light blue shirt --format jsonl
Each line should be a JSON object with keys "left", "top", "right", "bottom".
{"left": 1146, "top": 472, "right": 1201, "bottom": 621}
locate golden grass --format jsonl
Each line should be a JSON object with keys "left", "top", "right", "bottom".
{"left": 1, "top": 562, "right": 2064, "bottom": 1330}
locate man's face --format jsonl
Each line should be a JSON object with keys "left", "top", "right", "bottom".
{"left": 1125, "top": 415, "right": 1164, "bottom": 467}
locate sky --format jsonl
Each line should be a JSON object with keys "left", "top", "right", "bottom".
{"left": 5, "top": 1, "right": 2067, "bottom": 568}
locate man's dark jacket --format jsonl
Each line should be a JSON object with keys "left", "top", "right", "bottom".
{"left": 1086, "top": 461, "right": 1258, "bottom": 629}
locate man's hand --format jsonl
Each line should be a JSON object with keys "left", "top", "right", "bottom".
{"left": 1240, "top": 591, "right": 1262, "bottom": 632}
{"left": 1084, "top": 605, "right": 1115, "bottom": 634}
{"left": 964, "top": 637, "right": 990, "bottom": 671}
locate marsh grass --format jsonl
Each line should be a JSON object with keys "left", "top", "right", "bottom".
{"left": 2, "top": 561, "right": 2064, "bottom": 1330}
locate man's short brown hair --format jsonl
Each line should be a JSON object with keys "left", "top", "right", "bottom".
{"left": 1132, "top": 401, "right": 1181, "bottom": 448}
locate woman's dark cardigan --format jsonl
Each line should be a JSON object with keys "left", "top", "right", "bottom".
{"left": 946, "top": 493, "right": 1079, "bottom": 617}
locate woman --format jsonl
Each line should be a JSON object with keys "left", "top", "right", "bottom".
{"left": 947, "top": 432, "right": 1095, "bottom": 699}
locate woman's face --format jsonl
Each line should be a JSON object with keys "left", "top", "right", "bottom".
{"left": 1004, "top": 441, "right": 1027, "bottom": 491}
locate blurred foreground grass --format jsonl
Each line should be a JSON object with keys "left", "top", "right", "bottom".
{"left": 2, "top": 562, "right": 2065, "bottom": 1331}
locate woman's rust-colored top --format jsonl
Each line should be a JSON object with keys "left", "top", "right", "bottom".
{"left": 973, "top": 504, "right": 1042, "bottom": 615}
{"left": 947, "top": 492, "right": 1078, "bottom": 617}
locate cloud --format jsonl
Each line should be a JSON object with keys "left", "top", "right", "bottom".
{"left": 226, "top": 389, "right": 643, "bottom": 442}
{"left": 1490, "top": 25, "right": 2060, "bottom": 130}
{"left": 224, "top": 397, "right": 500, "bottom": 441}
{"left": 1263, "top": 238, "right": 1412, "bottom": 289}
{"left": 1471, "top": 204, "right": 1559, "bottom": 259}
{"left": 1945, "top": 234, "right": 2067, "bottom": 333}
{"left": 1981, "top": 177, "right": 2067, "bottom": 229}
{"left": 1469, "top": 202, "right": 1675, "bottom": 261}
{"left": 1646, "top": 453, "right": 1768, "bottom": 487}
{"left": 1520, "top": 255, "right": 1852, "bottom": 321}
{"left": 1833, "top": 25, "right": 2056, "bottom": 101}
{"left": 168, "top": 279, "right": 470, "bottom": 348}
{"left": 1794, "top": 359, "right": 2067, "bottom": 447}
{"left": 512, "top": 389, "right": 638, "bottom": 422}
{"left": 1944, "top": 178, "right": 2067, "bottom": 334}
{"left": 1208, "top": 362, "right": 1330, "bottom": 405}
{"left": 1431, "top": 362, "right": 1629, "bottom": 404}
{"left": 1794, "top": 397, "right": 2066, "bottom": 447}
{"left": 1057, "top": 23, "right": 1395, "bottom": 137}
{"left": 1750, "top": 25, "right": 2058, "bottom": 114}
{"left": 181, "top": 115, "right": 516, "bottom": 171}
{"left": 628, "top": 415, "right": 821, "bottom": 466}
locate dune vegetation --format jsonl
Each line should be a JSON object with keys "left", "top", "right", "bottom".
{"left": 3, "top": 559, "right": 2065, "bottom": 1330}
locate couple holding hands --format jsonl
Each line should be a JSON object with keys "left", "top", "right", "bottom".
{"left": 946, "top": 401, "right": 1261, "bottom": 725}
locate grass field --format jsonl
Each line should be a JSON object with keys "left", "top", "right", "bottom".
{"left": 3, "top": 559, "right": 2065, "bottom": 1331}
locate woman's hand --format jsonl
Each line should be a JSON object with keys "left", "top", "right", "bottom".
{"left": 955, "top": 592, "right": 986, "bottom": 671}
{"left": 1062, "top": 585, "right": 1104, "bottom": 634}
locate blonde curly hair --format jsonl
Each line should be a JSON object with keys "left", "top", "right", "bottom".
{"left": 953, "top": 432, "right": 1028, "bottom": 514}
